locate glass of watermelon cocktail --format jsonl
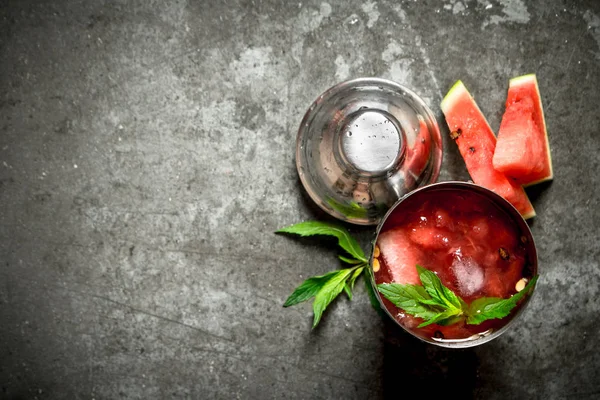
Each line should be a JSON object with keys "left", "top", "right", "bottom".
{"left": 371, "top": 181, "right": 538, "bottom": 348}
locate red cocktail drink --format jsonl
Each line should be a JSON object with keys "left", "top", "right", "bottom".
{"left": 372, "top": 182, "right": 537, "bottom": 346}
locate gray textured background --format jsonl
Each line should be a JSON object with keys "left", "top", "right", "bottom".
{"left": 1, "top": 0, "right": 599, "bottom": 399}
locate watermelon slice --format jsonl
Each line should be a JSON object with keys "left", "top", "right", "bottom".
{"left": 493, "top": 74, "right": 553, "bottom": 186}
{"left": 440, "top": 81, "right": 536, "bottom": 219}
{"left": 492, "top": 97, "right": 538, "bottom": 179}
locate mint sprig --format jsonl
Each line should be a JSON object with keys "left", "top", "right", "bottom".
{"left": 416, "top": 265, "right": 463, "bottom": 311}
{"left": 277, "top": 221, "right": 367, "bottom": 263}
{"left": 378, "top": 266, "right": 538, "bottom": 327}
{"left": 466, "top": 277, "right": 537, "bottom": 324}
{"left": 277, "top": 221, "right": 371, "bottom": 328}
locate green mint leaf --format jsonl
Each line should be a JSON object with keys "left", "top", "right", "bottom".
{"left": 343, "top": 283, "right": 353, "bottom": 300}
{"left": 418, "top": 297, "right": 447, "bottom": 307}
{"left": 417, "top": 308, "right": 463, "bottom": 328}
{"left": 377, "top": 266, "right": 537, "bottom": 328}
{"left": 338, "top": 255, "right": 363, "bottom": 265}
{"left": 348, "top": 266, "right": 365, "bottom": 291}
{"left": 458, "top": 296, "right": 469, "bottom": 311}
{"left": 283, "top": 270, "right": 341, "bottom": 307}
{"left": 416, "top": 265, "right": 462, "bottom": 310}
{"left": 435, "top": 315, "right": 464, "bottom": 327}
{"left": 312, "top": 269, "right": 355, "bottom": 328}
{"left": 379, "top": 279, "right": 465, "bottom": 328}
{"left": 342, "top": 266, "right": 364, "bottom": 300}
{"left": 377, "top": 283, "right": 444, "bottom": 321}
{"left": 326, "top": 197, "right": 368, "bottom": 219}
{"left": 277, "top": 221, "right": 366, "bottom": 262}
{"left": 466, "top": 276, "right": 538, "bottom": 325}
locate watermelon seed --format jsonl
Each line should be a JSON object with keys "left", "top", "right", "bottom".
{"left": 498, "top": 247, "right": 510, "bottom": 261}
{"left": 434, "top": 330, "right": 445, "bottom": 339}
{"left": 373, "top": 245, "right": 380, "bottom": 258}
{"left": 372, "top": 258, "right": 380, "bottom": 272}
{"left": 450, "top": 128, "right": 462, "bottom": 139}
{"left": 515, "top": 278, "right": 528, "bottom": 292}
{"left": 469, "top": 147, "right": 475, "bottom": 153}
{"left": 520, "top": 235, "right": 528, "bottom": 244}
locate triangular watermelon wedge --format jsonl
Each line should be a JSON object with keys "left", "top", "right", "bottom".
{"left": 441, "top": 81, "right": 536, "bottom": 219}
{"left": 493, "top": 74, "right": 553, "bottom": 186}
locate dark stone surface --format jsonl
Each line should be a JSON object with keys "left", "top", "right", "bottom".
{"left": 1, "top": 0, "right": 599, "bottom": 399}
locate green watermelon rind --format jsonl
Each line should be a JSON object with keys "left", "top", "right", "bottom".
{"left": 507, "top": 74, "right": 554, "bottom": 187}
{"left": 440, "top": 80, "right": 467, "bottom": 113}
{"left": 441, "top": 80, "right": 497, "bottom": 142}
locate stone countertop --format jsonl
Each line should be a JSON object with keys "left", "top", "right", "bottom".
{"left": 1, "top": 0, "right": 599, "bottom": 398}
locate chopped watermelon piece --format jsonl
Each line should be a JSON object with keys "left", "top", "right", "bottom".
{"left": 409, "top": 226, "right": 450, "bottom": 250}
{"left": 402, "top": 119, "right": 431, "bottom": 189}
{"left": 470, "top": 217, "right": 490, "bottom": 239}
{"left": 440, "top": 81, "right": 536, "bottom": 219}
{"left": 377, "top": 228, "right": 421, "bottom": 285}
{"left": 493, "top": 74, "right": 553, "bottom": 186}
{"left": 433, "top": 209, "right": 453, "bottom": 229}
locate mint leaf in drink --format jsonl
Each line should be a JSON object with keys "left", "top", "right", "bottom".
{"left": 378, "top": 265, "right": 539, "bottom": 328}
{"left": 283, "top": 269, "right": 343, "bottom": 307}
{"left": 417, "top": 308, "right": 463, "bottom": 328}
{"left": 377, "top": 283, "right": 443, "bottom": 321}
{"left": 377, "top": 280, "right": 465, "bottom": 327}
{"left": 276, "top": 221, "right": 367, "bottom": 262}
{"left": 466, "top": 276, "right": 538, "bottom": 325}
{"left": 312, "top": 268, "right": 356, "bottom": 328}
{"left": 434, "top": 314, "right": 464, "bottom": 327}
{"left": 416, "top": 265, "right": 462, "bottom": 310}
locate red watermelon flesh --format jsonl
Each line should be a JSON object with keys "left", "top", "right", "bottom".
{"left": 492, "top": 97, "right": 540, "bottom": 178}
{"left": 402, "top": 119, "right": 431, "bottom": 189}
{"left": 493, "top": 74, "right": 553, "bottom": 186}
{"left": 408, "top": 226, "right": 451, "bottom": 250}
{"left": 377, "top": 228, "right": 421, "bottom": 285}
{"left": 440, "top": 81, "right": 536, "bottom": 219}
